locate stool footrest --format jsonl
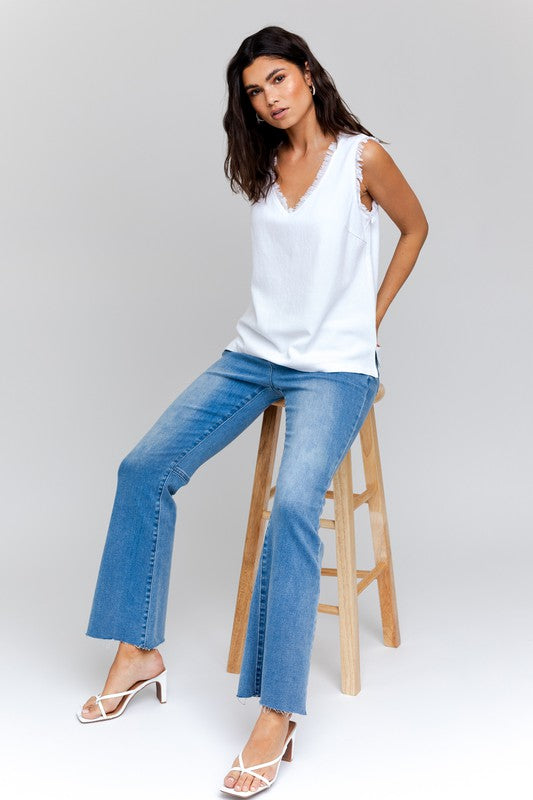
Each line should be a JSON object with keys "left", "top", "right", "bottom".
{"left": 319, "top": 561, "right": 388, "bottom": 595}
{"left": 323, "top": 486, "right": 376, "bottom": 507}
{"left": 317, "top": 602, "right": 340, "bottom": 616}
{"left": 262, "top": 508, "right": 337, "bottom": 530}
{"left": 263, "top": 485, "right": 378, "bottom": 524}
{"left": 267, "top": 486, "right": 379, "bottom": 506}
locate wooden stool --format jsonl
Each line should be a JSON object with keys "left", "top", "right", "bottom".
{"left": 226, "top": 382, "right": 400, "bottom": 696}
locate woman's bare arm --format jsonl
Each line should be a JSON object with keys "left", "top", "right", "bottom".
{"left": 360, "top": 140, "right": 429, "bottom": 334}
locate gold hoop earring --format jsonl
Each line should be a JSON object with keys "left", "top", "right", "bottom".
{"left": 311, "top": 83, "right": 316, "bottom": 96}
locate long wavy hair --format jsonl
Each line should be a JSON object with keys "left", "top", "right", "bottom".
{"left": 223, "top": 25, "right": 389, "bottom": 204}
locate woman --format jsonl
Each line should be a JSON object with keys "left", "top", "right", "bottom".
{"left": 78, "top": 25, "right": 428, "bottom": 797}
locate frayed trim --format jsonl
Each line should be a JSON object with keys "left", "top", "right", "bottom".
{"left": 355, "top": 135, "right": 380, "bottom": 217}
{"left": 273, "top": 140, "right": 337, "bottom": 213}
{"left": 85, "top": 631, "right": 161, "bottom": 651}
{"left": 236, "top": 694, "right": 301, "bottom": 715}
{"left": 261, "top": 704, "right": 292, "bottom": 717}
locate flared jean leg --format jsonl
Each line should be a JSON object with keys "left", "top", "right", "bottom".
{"left": 236, "top": 487, "right": 326, "bottom": 715}
{"left": 85, "top": 458, "right": 191, "bottom": 649}
{"left": 85, "top": 343, "right": 379, "bottom": 717}
{"left": 237, "top": 366, "right": 379, "bottom": 715}
{"left": 85, "top": 349, "right": 281, "bottom": 649}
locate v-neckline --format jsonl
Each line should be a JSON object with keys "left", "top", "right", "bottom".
{"left": 272, "top": 135, "right": 342, "bottom": 214}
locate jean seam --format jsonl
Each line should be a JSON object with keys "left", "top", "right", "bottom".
{"left": 255, "top": 530, "right": 269, "bottom": 694}
{"left": 169, "top": 386, "right": 272, "bottom": 476}
{"left": 140, "top": 464, "right": 176, "bottom": 647}
{"left": 170, "top": 465, "right": 191, "bottom": 483}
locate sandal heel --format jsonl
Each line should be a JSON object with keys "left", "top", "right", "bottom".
{"left": 282, "top": 732, "right": 295, "bottom": 762}
{"left": 155, "top": 670, "right": 167, "bottom": 703}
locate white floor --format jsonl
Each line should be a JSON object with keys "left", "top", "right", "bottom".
{"left": 3, "top": 533, "right": 530, "bottom": 800}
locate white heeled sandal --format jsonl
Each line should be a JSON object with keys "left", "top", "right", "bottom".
{"left": 219, "top": 719, "right": 297, "bottom": 797}
{"left": 76, "top": 668, "right": 167, "bottom": 723}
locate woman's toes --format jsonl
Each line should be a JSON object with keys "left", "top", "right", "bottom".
{"left": 249, "top": 771, "right": 269, "bottom": 792}
{"left": 224, "top": 769, "right": 240, "bottom": 787}
{"left": 249, "top": 773, "right": 265, "bottom": 791}
{"left": 81, "top": 698, "right": 100, "bottom": 719}
{"left": 234, "top": 772, "right": 247, "bottom": 792}
{"left": 240, "top": 772, "right": 254, "bottom": 792}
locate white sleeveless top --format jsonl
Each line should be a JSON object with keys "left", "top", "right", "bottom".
{"left": 224, "top": 131, "right": 382, "bottom": 377}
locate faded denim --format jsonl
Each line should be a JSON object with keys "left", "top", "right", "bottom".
{"left": 85, "top": 348, "right": 380, "bottom": 715}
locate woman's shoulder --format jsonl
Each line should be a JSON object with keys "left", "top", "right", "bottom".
{"left": 341, "top": 130, "right": 381, "bottom": 145}
{"left": 340, "top": 130, "right": 370, "bottom": 140}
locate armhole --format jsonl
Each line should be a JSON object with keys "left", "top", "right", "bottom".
{"left": 355, "top": 135, "right": 380, "bottom": 216}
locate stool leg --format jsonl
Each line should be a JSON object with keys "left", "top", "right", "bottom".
{"left": 332, "top": 451, "right": 361, "bottom": 696}
{"left": 226, "top": 404, "right": 283, "bottom": 674}
{"left": 359, "top": 406, "right": 401, "bottom": 647}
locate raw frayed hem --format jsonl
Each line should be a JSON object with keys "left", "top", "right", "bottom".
{"left": 235, "top": 695, "right": 301, "bottom": 716}
{"left": 85, "top": 630, "right": 162, "bottom": 651}
{"left": 260, "top": 704, "right": 293, "bottom": 717}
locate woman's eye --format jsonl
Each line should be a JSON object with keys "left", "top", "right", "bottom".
{"left": 249, "top": 74, "right": 284, "bottom": 97}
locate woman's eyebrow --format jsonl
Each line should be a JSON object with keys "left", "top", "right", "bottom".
{"left": 244, "top": 67, "right": 285, "bottom": 90}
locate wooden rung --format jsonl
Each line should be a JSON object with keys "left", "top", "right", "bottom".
{"left": 318, "top": 602, "right": 339, "bottom": 615}
{"left": 323, "top": 486, "right": 377, "bottom": 505}
{"left": 261, "top": 509, "right": 338, "bottom": 530}
{"left": 353, "top": 487, "right": 376, "bottom": 508}
{"left": 269, "top": 484, "right": 377, "bottom": 507}
{"left": 320, "top": 567, "right": 373, "bottom": 578}
{"left": 318, "top": 561, "right": 388, "bottom": 594}
{"left": 355, "top": 561, "right": 388, "bottom": 593}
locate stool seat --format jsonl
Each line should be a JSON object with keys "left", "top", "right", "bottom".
{"left": 226, "top": 379, "right": 399, "bottom": 696}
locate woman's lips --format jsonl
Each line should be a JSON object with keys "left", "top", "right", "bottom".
{"left": 271, "top": 108, "right": 288, "bottom": 119}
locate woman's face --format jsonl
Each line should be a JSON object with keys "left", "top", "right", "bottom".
{"left": 242, "top": 56, "right": 313, "bottom": 127}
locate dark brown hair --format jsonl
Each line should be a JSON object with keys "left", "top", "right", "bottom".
{"left": 223, "top": 25, "right": 388, "bottom": 204}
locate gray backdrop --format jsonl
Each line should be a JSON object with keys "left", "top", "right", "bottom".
{"left": 1, "top": 1, "right": 531, "bottom": 798}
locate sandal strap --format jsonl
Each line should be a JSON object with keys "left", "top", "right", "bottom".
{"left": 95, "top": 697, "right": 107, "bottom": 718}
{"left": 234, "top": 768, "right": 271, "bottom": 787}
{"left": 238, "top": 748, "right": 283, "bottom": 771}
{"left": 93, "top": 685, "right": 139, "bottom": 718}
{"left": 228, "top": 735, "right": 293, "bottom": 786}
{"left": 90, "top": 675, "right": 161, "bottom": 718}
{"left": 95, "top": 687, "right": 139, "bottom": 701}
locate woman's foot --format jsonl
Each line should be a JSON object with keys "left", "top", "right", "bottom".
{"left": 223, "top": 706, "right": 293, "bottom": 793}
{"left": 80, "top": 641, "right": 165, "bottom": 720}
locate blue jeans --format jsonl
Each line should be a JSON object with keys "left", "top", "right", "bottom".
{"left": 85, "top": 348, "right": 380, "bottom": 715}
